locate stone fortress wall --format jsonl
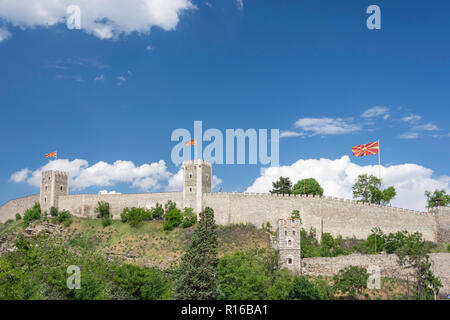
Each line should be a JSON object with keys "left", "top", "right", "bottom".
{"left": 0, "top": 159, "right": 449, "bottom": 243}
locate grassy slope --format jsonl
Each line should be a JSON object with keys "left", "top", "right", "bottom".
{"left": 61, "top": 218, "right": 270, "bottom": 269}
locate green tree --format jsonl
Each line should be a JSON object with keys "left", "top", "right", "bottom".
{"left": 290, "top": 210, "right": 301, "bottom": 222}
{"left": 352, "top": 174, "right": 396, "bottom": 205}
{"left": 163, "top": 208, "right": 182, "bottom": 231}
{"left": 394, "top": 231, "right": 442, "bottom": 300}
{"left": 333, "top": 266, "right": 369, "bottom": 299}
{"left": 23, "top": 202, "right": 41, "bottom": 227}
{"left": 173, "top": 207, "right": 219, "bottom": 300}
{"left": 15, "top": 213, "right": 21, "bottom": 221}
{"left": 181, "top": 207, "right": 197, "bottom": 228}
{"left": 292, "top": 178, "right": 324, "bottom": 196}
{"left": 288, "top": 276, "right": 321, "bottom": 300}
{"left": 95, "top": 201, "right": 112, "bottom": 227}
{"left": 424, "top": 189, "right": 450, "bottom": 208}
{"left": 270, "top": 177, "right": 292, "bottom": 195}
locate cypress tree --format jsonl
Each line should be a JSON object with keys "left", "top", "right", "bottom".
{"left": 174, "top": 207, "right": 219, "bottom": 299}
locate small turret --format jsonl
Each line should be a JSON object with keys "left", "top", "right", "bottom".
{"left": 40, "top": 170, "right": 69, "bottom": 213}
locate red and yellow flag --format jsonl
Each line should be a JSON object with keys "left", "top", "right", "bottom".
{"left": 352, "top": 141, "right": 379, "bottom": 157}
{"left": 45, "top": 151, "right": 57, "bottom": 158}
{"left": 185, "top": 140, "right": 196, "bottom": 146}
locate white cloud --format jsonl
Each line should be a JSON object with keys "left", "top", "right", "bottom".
{"left": 402, "top": 114, "right": 422, "bottom": 123}
{"left": 417, "top": 123, "right": 439, "bottom": 131}
{"left": 11, "top": 158, "right": 223, "bottom": 193}
{"left": 383, "top": 114, "right": 390, "bottom": 120}
{"left": 0, "top": 27, "right": 12, "bottom": 42}
{"left": 9, "top": 168, "right": 31, "bottom": 182}
{"left": 362, "top": 106, "right": 389, "bottom": 118}
{"left": 294, "top": 118, "right": 361, "bottom": 136}
{"left": 0, "top": 0, "right": 195, "bottom": 41}
{"left": 145, "top": 44, "right": 153, "bottom": 51}
{"left": 235, "top": 0, "right": 244, "bottom": 11}
{"left": 98, "top": 190, "right": 121, "bottom": 195}
{"left": 398, "top": 132, "right": 419, "bottom": 139}
{"left": 245, "top": 155, "right": 449, "bottom": 211}
{"left": 94, "top": 74, "right": 104, "bottom": 81}
{"left": 280, "top": 131, "right": 304, "bottom": 138}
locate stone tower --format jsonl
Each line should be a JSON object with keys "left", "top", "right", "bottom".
{"left": 40, "top": 171, "right": 69, "bottom": 213}
{"left": 182, "top": 159, "right": 212, "bottom": 214}
{"left": 276, "top": 219, "right": 301, "bottom": 274}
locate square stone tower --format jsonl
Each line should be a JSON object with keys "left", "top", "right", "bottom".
{"left": 40, "top": 170, "right": 69, "bottom": 213}
{"left": 276, "top": 219, "right": 301, "bottom": 274}
{"left": 182, "top": 159, "right": 212, "bottom": 214}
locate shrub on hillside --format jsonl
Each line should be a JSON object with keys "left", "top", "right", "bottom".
{"left": 163, "top": 208, "right": 182, "bottom": 231}
{"left": 333, "top": 266, "right": 369, "bottom": 299}
{"left": 15, "top": 213, "right": 21, "bottom": 221}
{"left": 23, "top": 202, "right": 41, "bottom": 227}
{"left": 181, "top": 207, "right": 197, "bottom": 228}
{"left": 151, "top": 203, "right": 164, "bottom": 220}
{"left": 288, "top": 276, "right": 321, "bottom": 300}
{"left": 164, "top": 200, "right": 176, "bottom": 215}
{"left": 50, "top": 206, "right": 59, "bottom": 217}
{"left": 95, "top": 201, "right": 111, "bottom": 228}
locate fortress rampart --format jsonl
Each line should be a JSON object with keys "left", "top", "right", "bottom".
{"left": 1, "top": 160, "right": 449, "bottom": 243}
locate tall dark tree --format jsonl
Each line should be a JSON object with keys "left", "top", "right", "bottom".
{"left": 270, "top": 177, "right": 292, "bottom": 195}
{"left": 173, "top": 207, "right": 219, "bottom": 300}
{"left": 352, "top": 174, "right": 396, "bottom": 205}
{"left": 292, "top": 178, "right": 324, "bottom": 196}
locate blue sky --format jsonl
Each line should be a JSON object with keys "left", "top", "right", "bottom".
{"left": 0, "top": 0, "right": 449, "bottom": 210}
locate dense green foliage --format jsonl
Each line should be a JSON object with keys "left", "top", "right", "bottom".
{"left": 0, "top": 235, "right": 171, "bottom": 300}
{"left": 22, "top": 202, "right": 41, "bottom": 227}
{"left": 333, "top": 266, "right": 369, "bottom": 299}
{"left": 15, "top": 213, "right": 21, "bottom": 221}
{"left": 425, "top": 189, "right": 450, "bottom": 208}
{"left": 95, "top": 201, "right": 112, "bottom": 227}
{"left": 352, "top": 174, "right": 396, "bottom": 205}
{"left": 174, "top": 207, "right": 219, "bottom": 299}
{"left": 292, "top": 178, "right": 324, "bottom": 196}
{"left": 217, "top": 248, "right": 330, "bottom": 300}
{"left": 163, "top": 208, "right": 182, "bottom": 231}
{"left": 181, "top": 207, "right": 197, "bottom": 228}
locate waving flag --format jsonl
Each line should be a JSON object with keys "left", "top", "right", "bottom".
{"left": 352, "top": 141, "right": 379, "bottom": 157}
{"left": 45, "top": 151, "right": 57, "bottom": 158}
{"left": 185, "top": 140, "right": 196, "bottom": 146}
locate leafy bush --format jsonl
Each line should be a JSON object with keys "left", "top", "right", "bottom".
{"left": 50, "top": 207, "right": 59, "bottom": 217}
{"left": 95, "top": 201, "right": 111, "bottom": 228}
{"left": 333, "top": 266, "right": 369, "bottom": 299}
{"left": 367, "top": 228, "right": 385, "bottom": 253}
{"left": 163, "top": 208, "right": 182, "bottom": 231}
{"left": 164, "top": 200, "right": 176, "bottom": 215}
{"left": 181, "top": 207, "right": 197, "bottom": 228}
{"left": 151, "top": 203, "right": 164, "bottom": 220}
{"left": 113, "top": 264, "right": 171, "bottom": 300}
{"left": 23, "top": 202, "right": 41, "bottom": 227}
{"left": 15, "top": 213, "right": 21, "bottom": 221}
{"left": 288, "top": 276, "right": 321, "bottom": 300}
{"left": 55, "top": 210, "right": 72, "bottom": 226}
{"left": 300, "top": 228, "right": 321, "bottom": 258}
{"left": 447, "top": 244, "right": 450, "bottom": 253}
{"left": 383, "top": 231, "right": 407, "bottom": 254}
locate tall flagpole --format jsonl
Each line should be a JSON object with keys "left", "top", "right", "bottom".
{"left": 378, "top": 140, "right": 381, "bottom": 181}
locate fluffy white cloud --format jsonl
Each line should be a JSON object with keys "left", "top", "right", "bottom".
{"left": 280, "top": 131, "right": 305, "bottom": 138}
{"left": 11, "top": 158, "right": 223, "bottom": 193}
{"left": 398, "top": 132, "right": 419, "bottom": 139}
{"left": 0, "top": 27, "right": 12, "bottom": 42}
{"left": 402, "top": 115, "right": 422, "bottom": 123}
{"left": 245, "top": 156, "right": 449, "bottom": 211}
{"left": 98, "top": 190, "right": 121, "bottom": 195}
{"left": 362, "top": 106, "right": 389, "bottom": 118}
{"left": 0, "top": 0, "right": 195, "bottom": 41}
{"left": 9, "top": 168, "right": 31, "bottom": 183}
{"left": 294, "top": 118, "right": 361, "bottom": 136}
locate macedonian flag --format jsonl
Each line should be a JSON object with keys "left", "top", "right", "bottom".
{"left": 45, "top": 151, "right": 57, "bottom": 158}
{"left": 352, "top": 141, "right": 379, "bottom": 157}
